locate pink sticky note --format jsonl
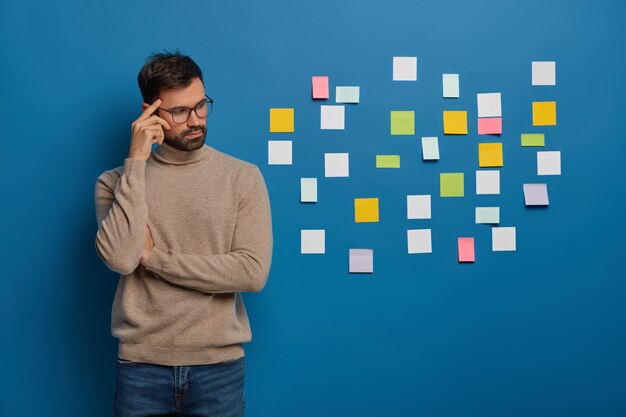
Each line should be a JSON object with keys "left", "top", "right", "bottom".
{"left": 312, "top": 76, "right": 329, "bottom": 100}
{"left": 477, "top": 118, "right": 502, "bottom": 135}
{"left": 458, "top": 237, "right": 475, "bottom": 263}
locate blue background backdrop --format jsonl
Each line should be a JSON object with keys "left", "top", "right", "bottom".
{"left": 1, "top": 0, "right": 625, "bottom": 416}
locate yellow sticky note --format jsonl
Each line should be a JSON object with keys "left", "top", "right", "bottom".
{"left": 532, "top": 102, "right": 557, "bottom": 126}
{"left": 478, "top": 143, "right": 503, "bottom": 167}
{"left": 443, "top": 111, "right": 468, "bottom": 134}
{"left": 355, "top": 198, "right": 379, "bottom": 223}
{"left": 270, "top": 108, "right": 294, "bottom": 132}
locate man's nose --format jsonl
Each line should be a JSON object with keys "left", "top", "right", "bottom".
{"left": 187, "top": 110, "right": 201, "bottom": 126}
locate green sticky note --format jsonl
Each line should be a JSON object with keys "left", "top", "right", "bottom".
{"left": 440, "top": 173, "right": 464, "bottom": 197}
{"left": 300, "top": 178, "right": 317, "bottom": 203}
{"left": 521, "top": 133, "right": 545, "bottom": 147}
{"left": 336, "top": 86, "right": 360, "bottom": 103}
{"left": 475, "top": 207, "right": 500, "bottom": 224}
{"left": 391, "top": 111, "right": 415, "bottom": 135}
{"left": 376, "top": 155, "right": 400, "bottom": 168}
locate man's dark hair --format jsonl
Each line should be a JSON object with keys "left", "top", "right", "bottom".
{"left": 137, "top": 50, "right": 203, "bottom": 103}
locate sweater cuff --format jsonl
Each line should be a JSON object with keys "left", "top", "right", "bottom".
{"left": 123, "top": 157, "right": 147, "bottom": 175}
{"left": 145, "top": 247, "right": 170, "bottom": 275}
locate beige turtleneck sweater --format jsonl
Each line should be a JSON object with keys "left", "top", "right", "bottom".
{"left": 94, "top": 142, "right": 273, "bottom": 366}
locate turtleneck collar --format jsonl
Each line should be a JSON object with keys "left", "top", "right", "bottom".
{"left": 151, "top": 141, "right": 212, "bottom": 166}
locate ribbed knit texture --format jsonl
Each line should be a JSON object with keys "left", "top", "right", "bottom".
{"left": 94, "top": 142, "right": 273, "bottom": 366}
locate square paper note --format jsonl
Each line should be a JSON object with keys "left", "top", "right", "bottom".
{"left": 269, "top": 108, "right": 294, "bottom": 132}
{"left": 523, "top": 183, "right": 549, "bottom": 206}
{"left": 478, "top": 143, "right": 503, "bottom": 167}
{"left": 421, "top": 137, "right": 440, "bottom": 160}
{"left": 440, "top": 173, "right": 464, "bottom": 197}
{"left": 476, "top": 170, "right": 500, "bottom": 195}
{"left": 391, "top": 111, "right": 415, "bottom": 135}
{"left": 477, "top": 93, "right": 502, "bottom": 118}
{"left": 537, "top": 151, "right": 561, "bottom": 175}
{"left": 325, "top": 153, "right": 349, "bottom": 177}
{"left": 301, "top": 230, "right": 325, "bottom": 254}
{"left": 408, "top": 229, "right": 432, "bottom": 254}
{"left": 532, "top": 61, "right": 556, "bottom": 86}
{"left": 321, "top": 105, "right": 345, "bottom": 130}
{"left": 443, "top": 111, "right": 468, "bottom": 135}
{"left": 532, "top": 102, "right": 557, "bottom": 126}
{"left": 355, "top": 198, "right": 379, "bottom": 223}
{"left": 492, "top": 227, "right": 516, "bottom": 251}
{"left": 393, "top": 57, "right": 417, "bottom": 81}
{"left": 268, "top": 141, "right": 292, "bottom": 165}
{"left": 407, "top": 195, "right": 431, "bottom": 219}
{"left": 349, "top": 249, "right": 374, "bottom": 273}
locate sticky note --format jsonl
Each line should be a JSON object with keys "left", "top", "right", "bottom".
{"left": 300, "top": 178, "right": 317, "bottom": 203}
{"left": 458, "top": 238, "right": 475, "bottom": 262}
{"left": 408, "top": 229, "right": 432, "bottom": 254}
{"left": 521, "top": 133, "right": 545, "bottom": 147}
{"left": 476, "top": 170, "right": 500, "bottom": 195}
{"left": 523, "top": 183, "right": 549, "bottom": 206}
{"left": 532, "top": 101, "right": 557, "bottom": 126}
{"left": 336, "top": 86, "right": 360, "bottom": 103}
{"left": 478, "top": 143, "right": 503, "bottom": 167}
{"left": 421, "top": 137, "right": 440, "bottom": 160}
{"left": 537, "top": 151, "right": 561, "bottom": 175}
{"left": 324, "top": 153, "right": 349, "bottom": 177}
{"left": 476, "top": 207, "right": 500, "bottom": 224}
{"left": 477, "top": 93, "right": 502, "bottom": 118}
{"left": 393, "top": 56, "right": 417, "bottom": 81}
{"left": 443, "top": 111, "right": 468, "bottom": 135}
{"left": 407, "top": 195, "right": 431, "bottom": 219}
{"left": 492, "top": 227, "right": 516, "bottom": 251}
{"left": 532, "top": 61, "right": 556, "bottom": 86}
{"left": 440, "top": 173, "right": 464, "bottom": 197}
{"left": 376, "top": 155, "right": 400, "bottom": 168}
{"left": 391, "top": 111, "right": 415, "bottom": 135}
{"left": 269, "top": 108, "right": 294, "bottom": 133}
{"left": 477, "top": 118, "right": 502, "bottom": 135}
{"left": 301, "top": 230, "right": 325, "bottom": 254}
{"left": 268, "top": 141, "right": 292, "bottom": 165}
{"left": 321, "top": 105, "right": 345, "bottom": 130}
{"left": 443, "top": 74, "right": 459, "bottom": 98}
{"left": 355, "top": 198, "right": 379, "bottom": 223}
{"left": 312, "top": 76, "right": 329, "bottom": 99}
{"left": 349, "top": 249, "right": 374, "bottom": 274}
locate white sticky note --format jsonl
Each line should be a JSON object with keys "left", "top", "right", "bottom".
{"left": 537, "top": 151, "right": 561, "bottom": 175}
{"left": 476, "top": 170, "right": 500, "bottom": 195}
{"left": 349, "top": 249, "right": 373, "bottom": 273}
{"left": 268, "top": 141, "right": 292, "bottom": 165}
{"left": 320, "top": 105, "right": 345, "bottom": 130}
{"left": 532, "top": 61, "right": 556, "bottom": 86}
{"left": 442, "top": 74, "right": 459, "bottom": 98}
{"left": 300, "top": 178, "right": 317, "bottom": 203}
{"left": 301, "top": 230, "right": 325, "bottom": 254}
{"left": 407, "top": 195, "right": 431, "bottom": 219}
{"left": 492, "top": 227, "right": 516, "bottom": 251}
{"left": 523, "top": 183, "right": 549, "bottom": 206}
{"left": 477, "top": 93, "right": 502, "bottom": 118}
{"left": 476, "top": 207, "right": 500, "bottom": 224}
{"left": 408, "top": 229, "right": 432, "bottom": 254}
{"left": 325, "top": 153, "right": 349, "bottom": 177}
{"left": 421, "top": 136, "right": 440, "bottom": 160}
{"left": 336, "top": 86, "right": 360, "bottom": 103}
{"left": 393, "top": 56, "right": 417, "bottom": 81}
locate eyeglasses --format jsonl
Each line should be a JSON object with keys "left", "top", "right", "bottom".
{"left": 158, "top": 95, "right": 214, "bottom": 124}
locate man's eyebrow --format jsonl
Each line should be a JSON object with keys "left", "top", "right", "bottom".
{"left": 169, "top": 97, "right": 206, "bottom": 110}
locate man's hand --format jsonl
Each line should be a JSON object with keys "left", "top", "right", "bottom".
{"left": 128, "top": 99, "right": 171, "bottom": 162}
{"left": 139, "top": 225, "right": 155, "bottom": 266}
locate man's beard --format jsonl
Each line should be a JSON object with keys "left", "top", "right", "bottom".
{"left": 163, "top": 125, "right": 207, "bottom": 152}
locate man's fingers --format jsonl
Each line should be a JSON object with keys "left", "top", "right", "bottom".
{"left": 135, "top": 115, "right": 171, "bottom": 131}
{"left": 137, "top": 99, "right": 162, "bottom": 121}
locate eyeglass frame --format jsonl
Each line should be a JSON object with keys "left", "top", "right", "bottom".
{"left": 156, "top": 95, "right": 214, "bottom": 124}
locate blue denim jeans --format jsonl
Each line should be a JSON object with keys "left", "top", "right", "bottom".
{"left": 114, "top": 356, "right": 245, "bottom": 417}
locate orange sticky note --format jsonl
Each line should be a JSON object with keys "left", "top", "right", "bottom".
{"left": 312, "top": 76, "right": 329, "bottom": 99}
{"left": 477, "top": 118, "right": 502, "bottom": 135}
{"left": 269, "top": 108, "right": 294, "bottom": 132}
{"left": 478, "top": 143, "right": 503, "bottom": 167}
{"left": 354, "top": 198, "right": 379, "bottom": 223}
{"left": 532, "top": 101, "right": 557, "bottom": 126}
{"left": 458, "top": 237, "right": 475, "bottom": 262}
{"left": 443, "top": 111, "right": 468, "bottom": 135}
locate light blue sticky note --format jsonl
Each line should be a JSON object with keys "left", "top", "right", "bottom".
{"left": 336, "top": 86, "right": 360, "bottom": 103}
{"left": 443, "top": 74, "right": 460, "bottom": 98}
{"left": 301, "top": 178, "right": 317, "bottom": 203}
{"left": 421, "top": 137, "right": 440, "bottom": 160}
{"left": 475, "top": 207, "right": 500, "bottom": 224}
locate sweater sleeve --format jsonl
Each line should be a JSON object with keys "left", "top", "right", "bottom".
{"left": 94, "top": 158, "right": 149, "bottom": 275}
{"left": 144, "top": 165, "right": 273, "bottom": 293}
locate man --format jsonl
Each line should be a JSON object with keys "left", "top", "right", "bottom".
{"left": 94, "top": 51, "right": 273, "bottom": 417}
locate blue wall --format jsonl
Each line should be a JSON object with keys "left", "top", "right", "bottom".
{"left": 2, "top": 1, "right": 625, "bottom": 416}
